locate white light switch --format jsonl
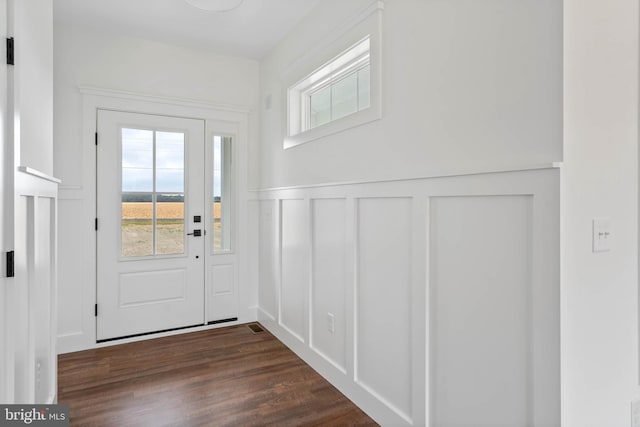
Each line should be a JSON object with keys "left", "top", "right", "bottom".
{"left": 592, "top": 218, "right": 611, "bottom": 253}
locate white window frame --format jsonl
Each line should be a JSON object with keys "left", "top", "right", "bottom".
{"left": 298, "top": 38, "right": 370, "bottom": 132}
{"left": 283, "top": 1, "right": 383, "bottom": 149}
{"left": 211, "top": 134, "right": 233, "bottom": 254}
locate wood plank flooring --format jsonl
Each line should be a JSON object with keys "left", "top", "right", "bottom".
{"left": 58, "top": 324, "right": 377, "bottom": 426}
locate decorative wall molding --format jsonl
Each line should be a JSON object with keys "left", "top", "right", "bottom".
{"left": 309, "top": 198, "right": 348, "bottom": 374}
{"left": 253, "top": 162, "right": 562, "bottom": 193}
{"left": 428, "top": 195, "right": 537, "bottom": 426}
{"left": 17, "top": 166, "right": 61, "bottom": 184}
{"left": 7, "top": 170, "right": 60, "bottom": 404}
{"left": 257, "top": 168, "right": 560, "bottom": 426}
{"left": 78, "top": 86, "right": 252, "bottom": 114}
{"left": 355, "top": 197, "right": 413, "bottom": 423}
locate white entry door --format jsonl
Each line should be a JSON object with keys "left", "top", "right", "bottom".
{"left": 97, "top": 110, "right": 206, "bottom": 341}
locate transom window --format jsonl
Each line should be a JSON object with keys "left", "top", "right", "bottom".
{"left": 288, "top": 37, "right": 371, "bottom": 138}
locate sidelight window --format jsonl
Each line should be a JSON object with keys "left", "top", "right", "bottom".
{"left": 212, "top": 135, "right": 232, "bottom": 252}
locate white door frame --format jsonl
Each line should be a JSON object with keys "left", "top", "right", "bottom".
{"left": 59, "top": 87, "right": 252, "bottom": 352}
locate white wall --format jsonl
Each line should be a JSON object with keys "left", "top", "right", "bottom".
{"left": 54, "top": 25, "right": 259, "bottom": 188}
{"left": 53, "top": 25, "right": 260, "bottom": 352}
{"left": 257, "top": 0, "right": 562, "bottom": 425}
{"left": 13, "top": 0, "right": 53, "bottom": 175}
{"left": 563, "top": 0, "right": 639, "bottom": 425}
{"left": 258, "top": 0, "right": 562, "bottom": 189}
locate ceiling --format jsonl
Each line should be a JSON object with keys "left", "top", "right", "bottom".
{"left": 53, "top": 0, "right": 322, "bottom": 59}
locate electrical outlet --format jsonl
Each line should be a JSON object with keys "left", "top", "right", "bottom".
{"left": 327, "top": 313, "right": 335, "bottom": 333}
{"left": 632, "top": 399, "right": 640, "bottom": 427}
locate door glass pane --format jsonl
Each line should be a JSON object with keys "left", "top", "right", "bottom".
{"left": 213, "top": 136, "right": 231, "bottom": 252}
{"left": 121, "top": 193, "right": 153, "bottom": 257}
{"left": 121, "top": 129, "right": 186, "bottom": 258}
{"left": 156, "top": 131, "right": 185, "bottom": 193}
{"left": 156, "top": 194, "right": 185, "bottom": 255}
{"left": 122, "top": 128, "right": 153, "bottom": 192}
{"left": 332, "top": 72, "right": 358, "bottom": 120}
{"left": 310, "top": 85, "right": 331, "bottom": 129}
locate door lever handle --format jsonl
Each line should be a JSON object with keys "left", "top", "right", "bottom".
{"left": 187, "top": 229, "right": 202, "bottom": 237}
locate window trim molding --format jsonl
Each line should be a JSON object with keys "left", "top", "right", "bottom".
{"left": 301, "top": 40, "right": 370, "bottom": 132}
{"left": 283, "top": 0, "right": 384, "bottom": 149}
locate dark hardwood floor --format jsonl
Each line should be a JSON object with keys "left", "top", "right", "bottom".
{"left": 58, "top": 324, "right": 377, "bottom": 426}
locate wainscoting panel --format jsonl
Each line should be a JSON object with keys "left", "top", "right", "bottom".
{"left": 279, "top": 199, "right": 308, "bottom": 342}
{"left": 4, "top": 169, "right": 59, "bottom": 404}
{"left": 33, "top": 197, "right": 55, "bottom": 403}
{"left": 258, "top": 200, "right": 278, "bottom": 321}
{"left": 356, "top": 197, "right": 413, "bottom": 422}
{"left": 429, "top": 195, "right": 533, "bottom": 426}
{"left": 256, "top": 168, "right": 560, "bottom": 427}
{"left": 57, "top": 199, "right": 84, "bottom": 338}
{"left": 310, "top": 198, "right": 347, "bottom": 373}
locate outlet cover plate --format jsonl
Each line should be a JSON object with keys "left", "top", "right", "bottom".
{"left": 327, "top": 313, "right": 335, "bottom": 333}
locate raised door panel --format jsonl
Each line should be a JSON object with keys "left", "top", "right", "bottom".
{"left": 208, "top": 262, "right": 237, "bottom": 321}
